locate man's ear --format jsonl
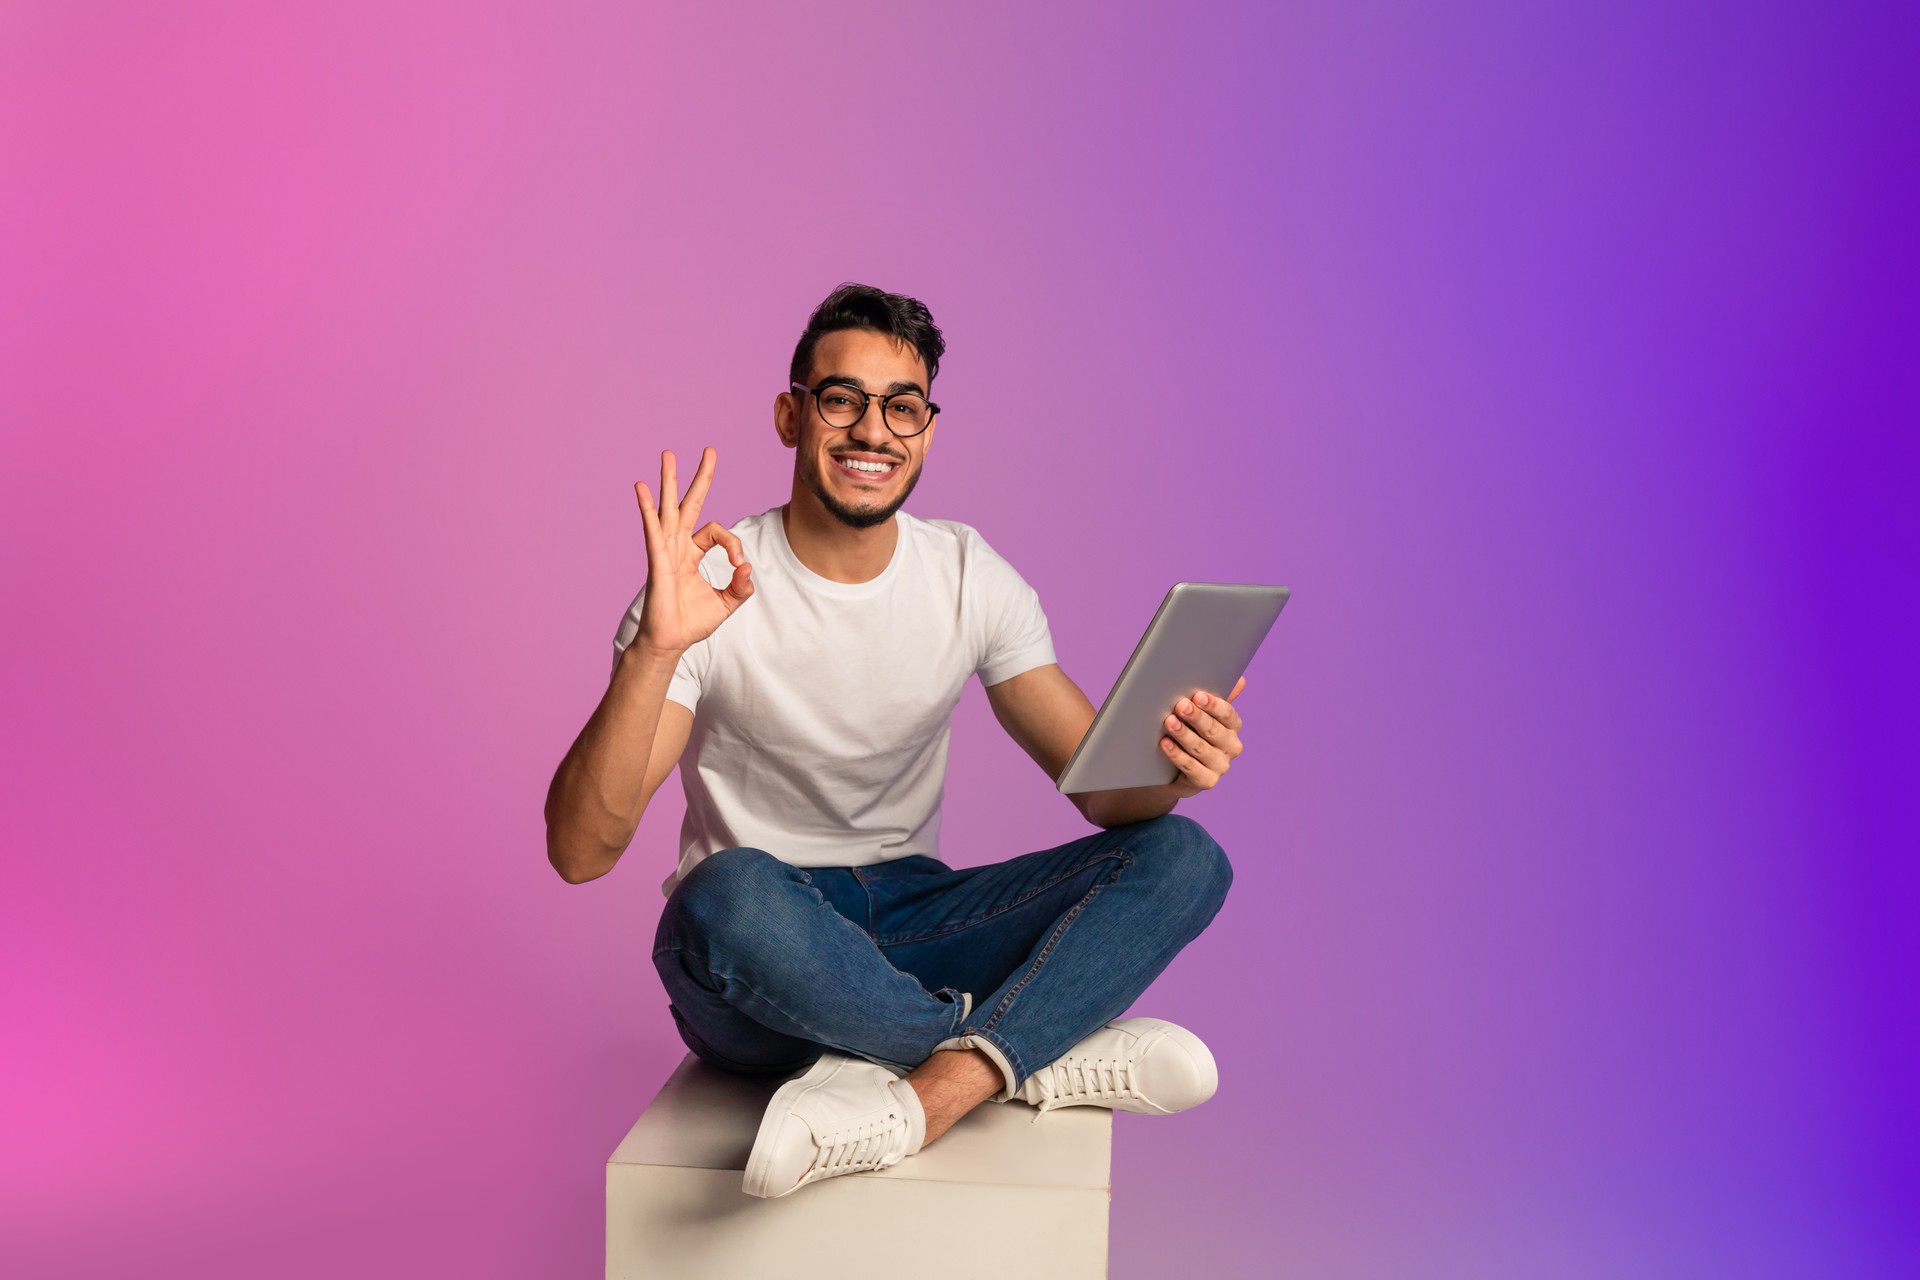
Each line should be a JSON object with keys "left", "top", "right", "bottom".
{"left": 774, "top": 391, "right": 798, "bottom": 448}
{"left": 921, "top": 412, "right": 937, "bottom": 456}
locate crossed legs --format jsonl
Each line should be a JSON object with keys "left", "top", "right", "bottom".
{"left": 652, "top": 812, "right": 1233, "bottom": 1145}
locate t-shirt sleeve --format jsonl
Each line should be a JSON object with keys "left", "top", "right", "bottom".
{"left": 970, "top": 535, "right": 1057, "bottom": 686}
{"left": 610, "top": 547, "right": 730, "bottom": 709}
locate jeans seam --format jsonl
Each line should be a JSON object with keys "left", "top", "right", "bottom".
{"left": 974, "top": 849, "right": 1133, "bottom": 1036}
{"left": 872, "top": 850, "right": 1130, "bottom": 947}
{"left": 971, "top": 1025, "right": 1026, "bottom": 1093}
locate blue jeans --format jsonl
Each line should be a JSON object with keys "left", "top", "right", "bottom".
{"left": 651, "top": 813, "right": 1232, "bottom": 1097}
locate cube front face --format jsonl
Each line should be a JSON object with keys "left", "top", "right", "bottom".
{"left": 605, "top": 1055, "right": 1114, "bottom": 1280}
{"left": 607, "top": 1165, "right": 1110, "bottom": 1280}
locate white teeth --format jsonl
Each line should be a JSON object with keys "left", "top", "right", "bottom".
{"left": 836, "top": 458, "right": 896, "bottom": 473}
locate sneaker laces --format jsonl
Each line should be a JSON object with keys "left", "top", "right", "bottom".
{"left": 1027, "top": 1055, "right": 1136, "bottom": 1118}
{"left": 805, "top": 1110, "right": 913, "bottom": 1180}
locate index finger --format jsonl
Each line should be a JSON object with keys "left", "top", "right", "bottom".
{"left": 679, "top": 447, "right": 718, "bottom": 530}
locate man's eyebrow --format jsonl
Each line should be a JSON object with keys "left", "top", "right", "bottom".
{"left": 817, "top": 373, "right": 928, "bottom": 397}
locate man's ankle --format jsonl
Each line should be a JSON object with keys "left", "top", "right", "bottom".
{"left": 907, "top": 1047, "right": 1002, "bottom": 1145}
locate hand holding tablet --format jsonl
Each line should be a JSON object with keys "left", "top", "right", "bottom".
{"left": 1157, "top": 674, "right": 1250, "bottom": 796}
{"left": 1056, "top": 583, "right": 1290, "bottom": 795}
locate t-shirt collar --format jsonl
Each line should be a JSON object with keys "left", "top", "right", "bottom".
{"left": 770, "top": 505, "right": 910, "bottom": 598}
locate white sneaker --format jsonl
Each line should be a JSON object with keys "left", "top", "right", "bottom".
{"left": 1013, "top": 1017, "right": 1219, "bottom": 1116}
{"left": 742, "top": 1053, "right": 926, "bottom": 1198}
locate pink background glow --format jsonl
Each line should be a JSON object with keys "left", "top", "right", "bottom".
{"left": 3, "top": 2, "right": 1914, "bottom": 1276}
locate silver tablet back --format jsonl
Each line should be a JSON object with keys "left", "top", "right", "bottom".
{"left": 1056, "top": 582, "right": 1290, "bottom": 794}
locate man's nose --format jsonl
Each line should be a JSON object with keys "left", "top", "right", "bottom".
{"left": 848, "top": 400, "right": 896, "bottom": 448}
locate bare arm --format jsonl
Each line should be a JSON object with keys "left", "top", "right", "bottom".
{"left": 984, "top": 663, "right": 1176, "bottom": 827}
{"left": 543, "top": 446, "right": 753, "bottom": 883}
{"left": 543, "top": 646, "right": 694, "bottom": 883}
{"left": 984, "top": 663, "right": 1249, "bottom": 828}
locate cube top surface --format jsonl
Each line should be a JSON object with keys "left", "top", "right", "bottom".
{"left": 610, "top": 1054, "right": 1113, "bottom": 1191}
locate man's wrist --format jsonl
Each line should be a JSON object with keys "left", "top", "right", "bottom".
{"left": 621, "top": 638, "right": 685, "bottom": 674}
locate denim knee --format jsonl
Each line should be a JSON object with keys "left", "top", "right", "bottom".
{"left": 656, "top": 846, "right": 801, "bottom": 952}
{"left": 1133, "top": 813, "right": 1233, "bottom": 924}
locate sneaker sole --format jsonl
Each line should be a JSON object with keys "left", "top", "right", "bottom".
{"left": 741, "top": 1055, "right": 840, "bottom": 1198}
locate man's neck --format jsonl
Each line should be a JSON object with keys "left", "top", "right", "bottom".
{"left": 781, "top": 494, "right": 899, "bottom": 584}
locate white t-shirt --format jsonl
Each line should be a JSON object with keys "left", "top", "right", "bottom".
{"left": 612, "top": 506, "right": 1056, "bottom": 897}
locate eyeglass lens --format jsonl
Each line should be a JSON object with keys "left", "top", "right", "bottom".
{"left": 815, "top": 386, "right": 931, "bottom": 434}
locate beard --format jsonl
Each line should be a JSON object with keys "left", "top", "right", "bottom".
{"left": 801, "top": 451, "right": 924, "bottom": 529}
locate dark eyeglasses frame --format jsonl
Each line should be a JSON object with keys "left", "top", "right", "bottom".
{"left": 789, "top": 380, "right": 940, "bottom": 439}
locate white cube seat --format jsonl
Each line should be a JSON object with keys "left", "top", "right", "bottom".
{"left": 607, "top": 1053, "right": 1114, "bottom": 1279}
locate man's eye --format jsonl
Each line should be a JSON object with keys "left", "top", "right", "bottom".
{"left": 823, "top": 393, "right": 859, "bottom": 409}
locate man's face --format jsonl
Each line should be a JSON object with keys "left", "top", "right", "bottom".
{"left": 777, "top": 328, "right": 937, "bottom": 529}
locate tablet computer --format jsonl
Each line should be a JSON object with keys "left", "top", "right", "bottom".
{"left": 1055, "top": 582, "right": 1290, "bottom": 795}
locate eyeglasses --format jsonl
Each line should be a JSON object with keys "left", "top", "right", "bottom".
{"left": 790, "top": 380, "right": 939, "bottom": 438}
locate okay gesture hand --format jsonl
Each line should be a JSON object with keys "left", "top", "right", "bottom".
{"left": 633, "top": 447, "right": 754, "bottom": 655}
{"left": 1159, "top": 675, "right": 1250, "bottom": 798}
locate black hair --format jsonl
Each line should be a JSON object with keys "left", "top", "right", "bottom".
{"left": 788, "top": 282, "right": 946, "bottom": 391}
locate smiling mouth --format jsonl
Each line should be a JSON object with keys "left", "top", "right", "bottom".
{"left": 830, "top": 455, "right": 901, "bottom": 483}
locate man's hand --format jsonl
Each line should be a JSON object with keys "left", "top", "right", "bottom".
{"left": 1158, "top": 675, "right": 1249, "bottom": 798}
{"left": 633, "top": 447, "right": 754, "bottom": 655}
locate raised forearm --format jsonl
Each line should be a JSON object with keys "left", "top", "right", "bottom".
{"left": 1080, "top": 782, "right": 1181, "bottom": 829}
{"left": 544, "top": 641, "right": 681, "bottom": 882}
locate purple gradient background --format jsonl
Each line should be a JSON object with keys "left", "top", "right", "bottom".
{"left": 4, "top": 2, "right": 1915, "bottom": 1276}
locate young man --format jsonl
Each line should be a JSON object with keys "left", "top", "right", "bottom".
{"left": 544, "top": 283, "right": 1251, "bottom": 1199}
